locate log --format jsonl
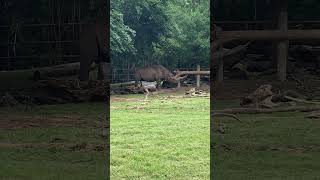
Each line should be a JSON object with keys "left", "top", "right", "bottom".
{"left": 110, "top": 81, "right": 158, "bottom": 95}
{"left": 213, "top": 42, "right": 250, "bottom": 59}
{"left": 213, "top": 106, "right": 320, "bottom": 114}
{"left": 110, "top": 81, "right": 159, "bottom": 89}
{"left": 213, "top": 113, "right": 242, "bottom": 122}
{"left": 110, "top": 81, "right": 136, "bottom": 88}
{"left": 211, "top": 42, "right": 250, "bottom": 82}
{"left": 33, "top": 62, "right": 97, "bottom": 81}
{"left": 306, "top": 111, "right": 320, "bottom": 119}
{"left": 284, "top": 96, "right": 320, "bottom": 105}
{"left": 175, "top": 70, "right": 210, "bottom": 76}
{"left": 212, "top": 42, "right": 250, "bottom": 66}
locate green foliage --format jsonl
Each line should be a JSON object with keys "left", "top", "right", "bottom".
{"left": 111, "top": 0, "right": 210, "bottom": 68}
{"left": 122, "top": 0, "right": 169, "bottom": 66}
{"left": 110, "top": 1, "right": 136, "bottom": 59}
{"left": 153, "top": 0, "right": 210, "bottom": 68}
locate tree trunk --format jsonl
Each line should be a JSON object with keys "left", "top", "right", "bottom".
{"left": 79, "top": 23, "right": 96, "bottom": 81}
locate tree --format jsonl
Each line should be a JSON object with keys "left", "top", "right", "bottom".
{"left": 153, "top": 0, "right": 210, "bottom": 68}
{"left": 110, "top": 0, "right": 210, "bottom": 70}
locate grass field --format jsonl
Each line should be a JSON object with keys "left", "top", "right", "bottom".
{"left": 110, "top": 93, "right": 210, "bottom": 179}
{"left": 0, "top": 103, "right": 107, "bottom": 180}
{"left": 111, "top": 94, "right": 320, "bottom": 179}
{"left": 1, "top": 91, "right": 320, "bottom": 179}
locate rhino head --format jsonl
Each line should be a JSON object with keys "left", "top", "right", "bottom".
{"left": 164, "top": 70, "right": 187, "bottom": 84}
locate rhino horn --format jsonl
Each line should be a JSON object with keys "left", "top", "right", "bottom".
{"left": 175, "top": 75, "right": 188, "bottom": 80}
{"left": 172, "top": 70, "right": 188, "bottom": 80}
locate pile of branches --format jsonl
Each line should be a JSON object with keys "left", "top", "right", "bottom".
{"left": 185, "top": 88, "right": 209, "bottom": 97}
{"left": 217, "top": 43, "right": 320, "bottom": 80}
{"left": 239, "top": 84, "right": 318, "bottom": 108}
{"left": 214, "top": 84, "right": 320, "bottom": 118}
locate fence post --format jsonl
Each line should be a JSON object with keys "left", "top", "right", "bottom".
{"left": 112, "top": 68, "right": 116, "bottom": 83}
{"left": 127, "top": 63, "right": 130, "bottom": 82}
{"left": 196, "top": 65, "right": 200, "bottom": 88}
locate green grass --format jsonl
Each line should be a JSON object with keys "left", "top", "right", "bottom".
{"left": 2, "top": 93, "right": 320, "bottom": 179}
{"left": 111, "top": 93, "right": 210, "bottom": 179}
{"left": 212, "top": 101, "right": 320, "bottom": 179}
{"left": 0, "top": 103, "right": 107, "bottom": 180}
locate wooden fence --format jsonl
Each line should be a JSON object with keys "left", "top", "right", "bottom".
{"left": 110, "top": 65, "right": 210, "bottom": 87}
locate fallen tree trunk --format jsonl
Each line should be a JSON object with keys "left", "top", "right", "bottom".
{"left": 213, "top": 113, "right": 242, "bottom": 122}
{"left": 110, "top": 81, "right": 136, "bottom": 88}
{"left": 175, "top": 70, "right": 210, "bottom": 76}
{"left": 110, "top": 81, "right": 158, "bottom": 95}
{"left": 33, "top": 62, "right": 97, "bottom": 80}
{"left": 213, "top": 42, "right": 250, "bottom": 59}
{"left": 211, "top": 42, "right": 250, "bottom": 67}
{"left": 213, "top": 106, "right": 320, "bottom": 114}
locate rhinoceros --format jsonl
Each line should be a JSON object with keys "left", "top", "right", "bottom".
{"left": 134, "top": 65, "right": 185, "bottom": 89}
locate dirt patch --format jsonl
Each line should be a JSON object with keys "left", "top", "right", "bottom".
{"left": 0, "top": 142, "right": 106, "bottom": 152}
{"left": 111, "top": 97, "right": 141, "bottom": 102}
{"left": 0, "top": 114, "right": 89, "bottom": 130}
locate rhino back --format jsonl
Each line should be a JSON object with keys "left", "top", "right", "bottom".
{"left": 135, "top": 67, "right": 158, "bottom": 81}
{"left": 152, "top": 65, "right": 172, "bottom": 77}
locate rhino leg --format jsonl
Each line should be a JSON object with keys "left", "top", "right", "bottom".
{"left": 156, "top": 79, "right": 161, "bottom": 90}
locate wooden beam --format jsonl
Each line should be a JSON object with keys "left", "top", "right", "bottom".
{"left": 175, "top": 70, "right": 210, "bottom": 76}
{"left": 216, "top": 30, "right": 320, "bottom": 42}
{"left": 274, "top": 0, "right": 288, "bottom": 81}
{"left": 196, "top": 65, "right": 200, "bottom": 87}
